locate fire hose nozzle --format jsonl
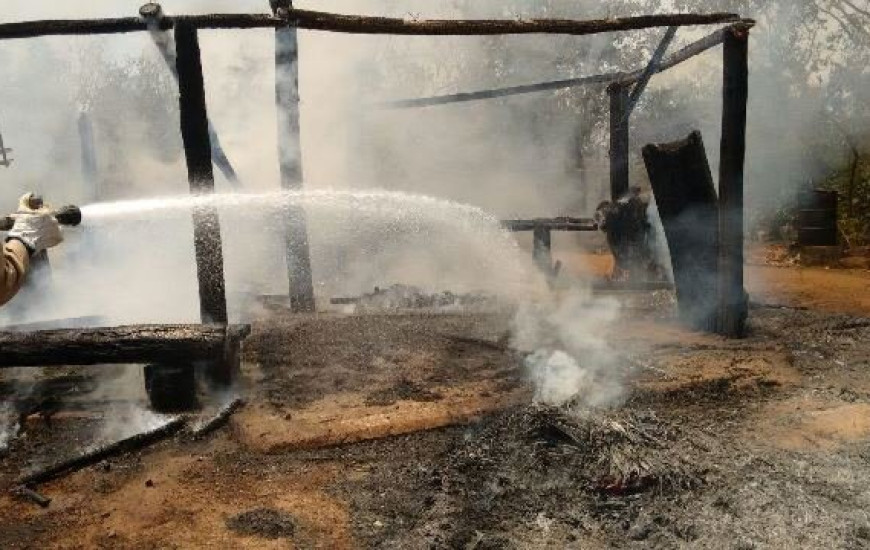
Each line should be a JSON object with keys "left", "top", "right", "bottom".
{"left": 0, "top": 204, "right": 82, "bottom": 231}
{"left": 54, "top": 205, "right": 83, "bottom": 227}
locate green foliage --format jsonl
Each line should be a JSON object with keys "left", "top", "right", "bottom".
{"left": 820, "top": 153, "right": 870, "bottom": 247}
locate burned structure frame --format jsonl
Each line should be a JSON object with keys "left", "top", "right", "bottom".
{"left": 0, "top": 6, "right": 749, "bottom": 336}
{"left": 385, "top": 19, "right": 752, "bottom": 337}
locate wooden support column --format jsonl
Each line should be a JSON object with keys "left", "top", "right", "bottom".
{"left": 718, "top": 27, "right": 749, "bottom": 338}
{"left": 609, "top": 83, "right": 630, "bottom": 201}
{"left": 175, "top": 22, "right": 228, "bottom": 325}
{"left": 275, "top": 6, "right": 316, "bottom": 312}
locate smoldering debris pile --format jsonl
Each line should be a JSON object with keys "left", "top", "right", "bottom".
{"left": 450, "top": 404, "right": 709, "bottom": 497}
{"left": 334, "top": 284, "right": 500, "bottom": 312}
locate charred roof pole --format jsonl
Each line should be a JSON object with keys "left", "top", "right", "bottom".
{"left": 273, "top": 0, "right": 316, "bottom": 312}
{"left": 608, "top": 84, "right": 631, "bottom": 201}
{"left": 139, "top": 3, "right": 241, "bottom": 190}
{"left": 609, "top": 27, "right": 677, "bottom": 202}
{"left": 174, "top": 21, "right": 229, "bottom": 336}
{"left": 718, "top": 27, "right": 749, "bottom": 338}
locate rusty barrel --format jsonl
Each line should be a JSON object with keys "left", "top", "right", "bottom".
{"left": 797, "top": 190, "right": 838, "bottom": 247}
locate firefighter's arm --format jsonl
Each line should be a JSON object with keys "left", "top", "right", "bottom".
{"left": 0, "top": 238, "right": 29, "bottom": 306}
{"left": 0, "top": 193, "right": 64, "bottom": 307}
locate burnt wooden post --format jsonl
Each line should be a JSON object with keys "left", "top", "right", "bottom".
{"left": 275, "top": 2, "right": 316, "bottom": 312}
{"left": 643, "top": 131, "right": 719, "bottom": 331}
{"left": 609, "top": 83, "right": 630, "bottom": 201}
{"left": 718, "top": 27, "right": 749, "bottom": 338}
{"left": 175, "top": 22, "right": 228, "bottom": 326}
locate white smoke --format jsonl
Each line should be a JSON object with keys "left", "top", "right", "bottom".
{"left": 0, "top": 402, "right": 19, "bottom": 453}
{"left": 512, "top": 286, "right": 624, "bottom": 407}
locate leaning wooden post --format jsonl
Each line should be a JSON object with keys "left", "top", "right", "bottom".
{"left": 174, "top": 22, "right": 228, "bottom": 326}
{"left": 717, "top": 26, "right": 749, "bottom": 337}
{"left": 274, "top": 2, "right": 316, "bottom": 312}
{"left": 608, "top": 83, "right": 630, "bottom": 201}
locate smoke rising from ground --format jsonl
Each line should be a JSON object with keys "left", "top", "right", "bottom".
{"left": 512, "top": 287, "right": 624, "bottom": 407}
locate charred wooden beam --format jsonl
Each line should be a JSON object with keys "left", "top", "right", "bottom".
{"left": 190, "top": 398, "right": 245, "bottom": 439}
{"left": 16, "top": 417, "right": 186, "bottom": 487}
{"left": 643, "top": 131, "right": 719, "bottom": 332}
{"left": 623, "top": 26, "right": 678, "bottom": 121}
{"left": 175, "top": 22, "right": 229, "bottom": 326}
{"left": 385, "top": 73, "right": 617, "bottom": 109}
{"left": 591, "top": 280, "right": 674, "bottom": 292}
{"left": 10, "top": 486, "right": 52, "bottom": 508}
{"left": 609, "top": 83, "right": 631, "bottom": 201}
{"left": 141, "top": 4, "right": 242, "bottom": 190}
{"left": 717, "top": 27, "right": 750, "bottom": 338}
{"left": 276, "top": 9, "right": 316, "bottom": 313}
{"left": 0, "top": 324, "right": 250, "bottom": 368}
{"left": 382, "top": 22, "right": 752, "bottom": 109}
{"left": 0, "top": 11, "right": 741, "bottom": 41}
{"left": 500, "top": 217, "right": 598, "bottom": 232}
{"left": 286, "top": 10, "right": 740, "bottom": 36}
{"left": 617, "top": 22, "right": 753, "bottom": 85}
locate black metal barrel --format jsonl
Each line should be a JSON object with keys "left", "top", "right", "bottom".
{"left": 797, "top": 190, "right": 838, "bottom": 247}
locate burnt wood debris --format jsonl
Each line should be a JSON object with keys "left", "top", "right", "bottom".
{"left": 190, "top": 398, "right": 247, "bottom": 439}
{"left": 14, "top": 416, "right": 187, "bottom": 487}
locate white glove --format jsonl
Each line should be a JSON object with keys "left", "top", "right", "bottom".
{"left": 6, "top": 193, "right": 63, "bottom": 253}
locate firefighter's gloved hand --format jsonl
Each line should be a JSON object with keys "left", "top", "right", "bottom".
{"left": 5, "top": 193, "right": 63, "bottom": 254}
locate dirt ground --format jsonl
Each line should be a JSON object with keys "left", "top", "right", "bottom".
{"left": 1, "top": 255, "right": 870, "bottom": 549}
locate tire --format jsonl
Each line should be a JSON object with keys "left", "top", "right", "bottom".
{"left": 144, "top": 363, "right": 199, "bottom": 412}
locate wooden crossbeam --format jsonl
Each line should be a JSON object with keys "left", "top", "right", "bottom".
{"left": 0, "top": 11, "right": 741, "bottom": 41}
{"left": 500, "top": 217, "right": 598, "bottom": 232}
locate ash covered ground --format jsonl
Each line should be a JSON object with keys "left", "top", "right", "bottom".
{"left": 1, "top": 290, "right": 870, "bottom": 548}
